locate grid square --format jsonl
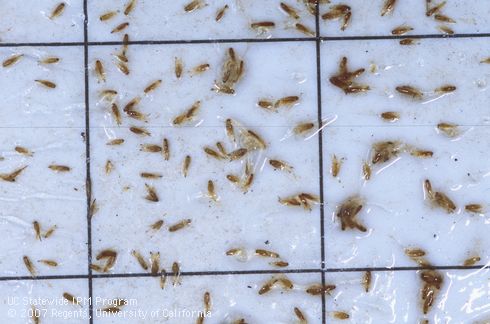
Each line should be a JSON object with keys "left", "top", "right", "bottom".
{"left": 322, "top": 125, "right": 490, "bottom": 269}
{"left": 88, "top": 0, "right": 316, "bottom": 42}
{"left": 0, "top": 128, "right": 88, "bottom": 276}
{"left": 0, "top": 0, "right": 84, "bottom": 43}
{"left": 319, "top": 1, "right": 490, "bottom": 37}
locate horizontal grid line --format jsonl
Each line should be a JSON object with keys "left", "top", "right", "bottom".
{"left": 1, "top": 32, "right": 490, "bottom": 48}
{"left": 1, "top": 264, "right": 487, "bottom": 282}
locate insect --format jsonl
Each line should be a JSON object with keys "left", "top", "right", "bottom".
{"left": 294, "top": 307, "right": 307, "bottom": 323}
{"left": 371, "top": 141, "right": 402, "bottom": 164}
{"left": 242, "top": 130, "right": 267, "bottom": 150}
{"left": 107, "top": 138, "right": 125, "bottom": 145}
{"left": 331, "top": 155, "right": 342, "bottom": 177}
{"left": 89, "top": 199, "right": 98, "bottom": 218}
{"left": 258, "top": 276, "right": 293, "bottom": 295}
{"left": 35, "top": 80, "right": 56, "bottom": 89}
{"left": 214, "top": 48, "right": 244, "bottom": 94}
{"left": 362, "top": 162, "right": 371, "bottom": 180}
{"left": 140, "top": 144, "right": 162, "bottom": 153}
{"left": 124, "top": 97, "right": 140, "bottom": 112}
{"left": 15, "top": 146, "right": 33, "bottom": 156}
{"left": 172, "top": 262, "right": 181, "bottom": 286}
{"left": 293, "top": 122, "right": 315, "bottom": 136}
{"left": 463, "top": 256, "right": 481, "bottom": 266}
{"left": 33, "top": 221, "right": 42, "bottom": 241}
{"left": 62, "top": 292, "right": 80, "bottom": 305}
{"left": 124, "top": 0, "right": 137, "bottom": 15}
{"left": 142, "top": 79, "right": 162, "bottom": 94}
{"left": 435, "top": 85, "right": 456, "bottom": 93}
{"left": 204, "top": 147, "right": 226, "bottom": 160}
{"left": 23, "top": 256, "right": 36, "bottom": 276}
{"left": 140, "top": 172, "right": 162, "bottom": 179}
{"left": 410, "top": 150, "right": 433, "bottom": 158}
{"left": 50, "top": 2, "right": 66, "bottom": 19}
{"left": 100, "top": 11, "right": 117, "bottom": 21}
{"left": 174, "top": 57, "right": 184, "bottom": 79}
{"left": 215, "top": 5, "right": 228, "bottom": 21}
{"left": 434, "top": 14, "right": 455, "bottom": 23}
{"left": 465, "top": 204, "right": 483, "bottom": 214}
{"left": 132, "top": 250, "right": 148, "bottom": 270}
{"left": 48, "top": 165, "right": 71, "bottom": 172}
{"left": 160, "top": 270, "right": 167, "bottom": 289}
{"left": 100, "top": 89, "right": 118, "bottom": 101}
{"left": 228, "top": 148, "right": 248, "bottom": 161}
{"left": 182, "top": 155, "right": 191, "bottom": 177}
{"left": 144, "top": 184, "right": 159, "bottom": 202}
{"left": 255, "top": 249, "right": 280, "bottom": 258}
{"left": 111, "top": 104, "right": 122, "bottom": 125}
{"left": 184, "top": 0, "right": 204, "bottom": 12}
{"left": 150, "top": 220, "right": 164, "bottom": 231}
{"left": 269, "top": 159, "right": 294, "bottom": 173}
{"left": 38, "top": 259, "right": 58, "bottom": 267}
{"left": 420, "top": 270, "right": 443, "bottom": 314}
{"left": 336, "top": 196, "right": 367, "bottom": 232}
{"left": 168, "top": 219, "right": 192, "bottom": 232}
{"left": 129, "top": 126, "right": 151, "bottom": 136}
{"left": 332, "top": 312, "right": 350, "bottom": 320}
{"left": 173, "top": 101, "right": 201, "bottom": 125}
{"left": 115, "top": 61, "right": 130, "bottom": 75}
{"left": 257, "top": 100, "right": 274, "bottom": 110}
{"left": 150, "top": 252, "right": 160, "bottom": 274}
{"left": 2, "top": 54, "right": 23, "bottom": 68}
{"left": 270, "top": 261, "right": 289, "bottom": 267}
{"left": 381, "top": 0, "right": 396, "bottom": 16}
{"left": 0, "top": 166, "right": 27, "bottom": 182}
{"left": 274, "top": 96, "right": 300, "bottom": 108}
{"left": 399, "top": 38, "right": 417, "bottom": 46}
{"left": 39, "top": 56, "right": 60, "bottom": 64}
{"left": 280, "top": 2, "right": 300, "bottom": 19}
{"left": 226, "top": 119, "right": 236, "bottom": 142}
{"left": 305, "top": 284, "right": 336, "bottom": 296}
{"left": 191, "top": 63, "right": 210, "bottom": 75}
{"left": 251, "top": 21, "right": 276, "bottom": 31}
{"left": 363, "top": 271, "right": 372, "bottom": 292}
{"left": 111, "top": 22, "right": 130, "bottom": 34}
{"left": 295, "top": 23, "right": 315, "bottom": 36}
{"left": 438, "top": 25, "right": 454, "bottom": 35}
{"left": 31, "top": 306, "right": 41, "bottom": 324}
{"left": 162, "top": 138, "right": 170, "bottom": 160}
{"left": 396, "top": 85, "right": 423, "bottom": 99}
{"left": 404, "top": 248, "right": 429, "bottom": 267}
{"left": 330, "top": 57, "right": 370, "bottom": 94}
{"left": 44, "top": 225, "right": 57, "bottom": 238}
{"left": 426, "top": 0, "right": 446, "bottom": 16}
{"left": 480, "top": 57, "right": 490, "bottom": 64}
{"left": 94, "top": 60, "right": 106, "bottom": 82}
{"left": 207, "top": 180, "right": 218, "bottom": 201}
{"left": 392, "top": 25, "right": 413, "bottom": 35}
{"left": 424, "top": 179, "right": 457, "bottom": 213}
{"left": 321, "top": 5, "right": 352, "bottom": 31}
{"left": 380, "top": 111, "right": 400, "bottom": 122}
{"left": 279, "top": 193, "right": 319, "bottom": 211}
{"left": 204, "top": 291, "right": 211, "bottom": 312}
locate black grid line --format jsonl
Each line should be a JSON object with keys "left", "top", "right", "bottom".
{"left": 1, "top": 264, "right": 487, "bottom": 282}
{"left": 82, "top": 1, "right": 94, "bottom": 323}
{"left": 1, "top": 31, "right": 490, "bottom": 48}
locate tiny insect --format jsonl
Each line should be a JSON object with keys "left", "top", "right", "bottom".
{"left": 182, "top": 155, "right": 191, "bottom": 177}
{"left": 336, "top": 196, "right": 367, "bottom": 232}
{"left": 293, "top": 122, "right": 315, "bottom": 136}
{"left": 2, "top": 54, "right": 23, "bottom": 68}
{"left": 35, "top": 80, "right": 56, "bottom": 89}
{"left": 15, "top": 146, "right": 33, "bottom": 156}
{"left": 173, "top": 101, "right": 201, "bottom": 125}
{"left": 129, "top": 126, "right": 151, "bottom": 136}
{"left": 363, "top": 271, "right": 372, "bottom": 292}
{"left": 115, "top": 61, "right": 130, "bottom": 75}
{"left": 270, "top": 260, "right": 289, "bottom": 267}
{"left": 426, "top": 0, "right": 446, "bottom": 16}
{"left": 160, "top": 270, "right": 167, "bottom": 289}
{"left": 101, "top": 306, "right": 121, "bottom": 313}
{"left": 269, "top": 159, "right": 294, "bottom": 173}
{"left": 50, "top": 2, "right": 66, "bottom": 19}
{"left": 140, "top": 144, "right": 162, "bottom": 153}
{"left": 438, "top": 25, "right": 454, "bottom": 35}
{"left": 295, "top": 23, "right": 315, "bottom": 36}
{"left": 330, "top": 56, "right": 370, "bottom": 94}
{"left": 94, "top": 60, "right": 106, "bottom": 82}
{"left": 168, "top": 219, "right": 192, "bottom": 232}
{"left": 62, "top": 292, "right": 79, "bottom": 305}
{"left": 140, "top": 172, "right": 162, "bottom": 179}
{"left": 410, "top": 150, "right": 433, "bottom": 158}
{"left": 405, "top": 247, "right": 426, "bottom": 258}
{"left": 89, "top": 199, "right": 99, "bottom": 218}
{"left": 150, "top": 252, "right": 160, "bottom": 274}
{"left": 48, "top": 165, "right": 70, "bottom": 172}
{"left": 111, "top": 104, "right": 122, "bottom": 125}
{"left": 465, "top": 204, "right": 483, "bottom": 214}
{"left": 23, "top": 256, "right": 36, "bottom": 276}
{"left": 216, "top": 142, "right": 228, "bottom": 156}
{"left": 100, "top": 89, "right": 118, "bottom": 101}
{"left": 38, "top": 259, "right": 58, "bottom": 267}
{"left": 150, "top": 219, "right": 164, "bottom": 231}
{"left": 125, "top": 109, "right": 146, "bottom": 121}
{"left": 123, "top": 97, "right": 140, "bottom": 112}
{"left": 241, "top": 172, "right": 254, "bottom": 193}
{"left": 331, "top": 154, "right": 342, "bottom": 177}
{"left": 226, "top": 119, "right": 236, "bottom": 142}
{"left": 226, "top": 174, "right": 240, "bottom": 184}
{"left": 144, "top": 184, "right": 159, "bottom": 202}
{"left": 294, "top": 307, "right": 307, "bottom": 323}
{"left": 100, "top": 11, "right": 117, "bottom": 21}
{"left": 434, "top": 14, "right": 455, "bottom": 23}
{"left": 33, "top": 221, "right": 41, "bottom": 241}
{"left": 40, "top": 56, "right": 60, "bottom": 64}
{"left": 480, "top": 57, "right": 490, "bottom": 64}
{"left": 332, "top": 312, "right": 350, "bottom": 320}
{"left": 391, "top": 25, "right": 413, "bottom": 35}
{"left": 305, "top": 284, "right": 336, "bottom": 296}
{"left": 396, "top": 85, "right": 423, "bottom": 99}
{"left": 184, "top": 0, "right": 204, "bottom": 12}
{"left": 371, "top": 141, "right": 402, "bottom": 164}
{"left": 107, "top": 138, "right": 125, "bottom": 145}
{"left": 258, "top": 278, "right": 277, "bottom": 295}
{"left": 463, "top": 256, "right": 481, "bottom": 266}
{"left": 380, "top": 111, "right": 400, "bottom": 122}
{"left": 111, "top": 22, "right": 130, "bottom": 34}
{"left": 420, "top": 270, "right": 443, "bottom": 314}
{"left": 258, "top": 99, "right": 274, "bottom": 110}
{"left": 215, "top": 4, "right": 228, "bottom": 21}
{"left": 229, "top": 148, "right": 248, "bottom": 161}
{"left": 172, "top": 262, "right": 181, "bottom": 286}
{"left": 0, "top": 165, "right": 27, "bottom": 182}
{"left": 275, "top": 96, "right": 300, "bottom": 108}
{"left": 132, "top": 250, "right": 149, "bottom": 270}
{"left": 207, "top": 180, "right": 218, "bottom": 201}
{"left": 225, "top": 248, "right": 245, "bottom": 256}
{"left": 381, "top": 0, "right": 396, "bottom": 16}
{"left": 424, "top": 179, "right": 457, "bottom": 213}
{"left": 321, "top": 5, "right": 352, "bottom": 31}
{"left": 124, "top": 0, "right": 137, "bottom": 15}
{"left": 192, "top": 63, "right": 210, "bottom": 74}
{"left": 204, "top": 291, "right": 211, "bottom": 312}
{"left": 43, "top": 225, "right": 57, "bottom": 239}
{"left": 255, "top": 249, "right": 280, "bottom": 258}
{"left": 362, "top": 161, "right": 372, "bottom": 181}
{"left": 243, "top": 130, "right": 267, "bottom": 150}
{"left": 31, "top": 306, "right": 41, "bottom": 324}
{"left": 280, "top": 2, "right": 300, "bottom": 19}
{"left": 251, "top": 21, "right": 276, "bottom": 30}
{"left": 163, "top": 138, "right": 170, "bottom": 161}
{"left": 399, "top": 38, "right": 417, "bottom": 46}
{"left": 175, "top": 57, "right": 184, "bottom": 79}
{"left": 204, "top": 147, "right": 225, "bottom": 160}
{"left": 435, "top": 85, "right": 456, "bottom": 93}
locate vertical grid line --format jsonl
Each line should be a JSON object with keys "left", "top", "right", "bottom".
{"left": 314, "top": 2, "right": 327, "bottom": 324}
{"left": 82, "top": 0, "right": 94, "bottom": 323}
